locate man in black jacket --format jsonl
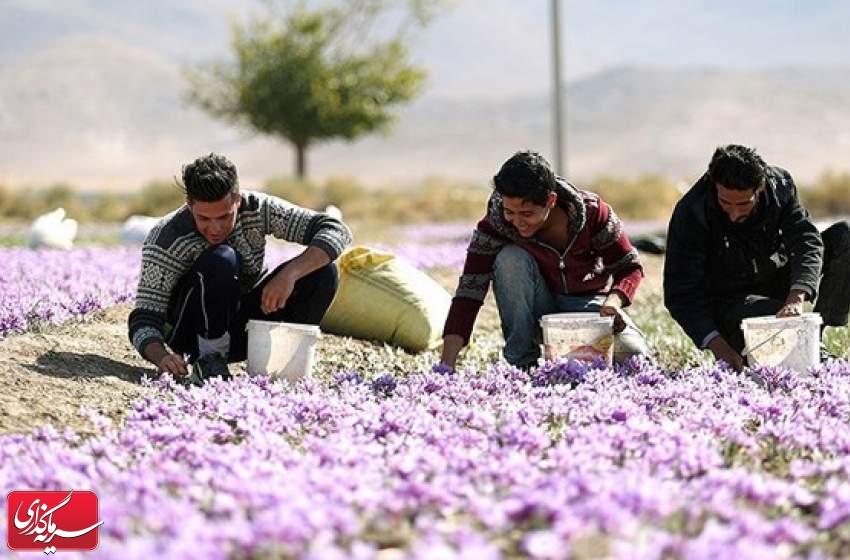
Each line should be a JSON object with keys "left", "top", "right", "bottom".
{"left": 664, "top": 144, "right": 850, "bottom": 370}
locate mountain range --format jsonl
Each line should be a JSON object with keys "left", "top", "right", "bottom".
{"left": 1, "top": 22, "right": 849, "bottom": 190}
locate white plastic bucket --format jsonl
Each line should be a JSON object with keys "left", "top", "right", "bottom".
{"left": 246, "top": 320, "right": 321, "bottom": 382}
{"left": 540, "top": 312, "right": 615, "bottom": 365}
{"left": 741, "top": 312, "right": 822, "bottom": 372}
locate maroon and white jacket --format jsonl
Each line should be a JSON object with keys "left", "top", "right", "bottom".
{"left": 443, "top": 179, "right": 644, "bottom": 344}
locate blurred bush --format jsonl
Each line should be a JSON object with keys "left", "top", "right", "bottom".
{"left": 126, "top": 180, "right": 185, "bottom": 218}
{"left": 589, "top": 175, "right": 682, "bottom": 220}
{"left": 800, "top": 171, "right": 850, "bottom": 217}
{"left": 323, "top": 177, "right": 368, "bottom": 209}
{"left": 1, "top": 184, "right": 89, "bottom": 221}
{"left": 42, "top": 184, "right": 89, "bottom": 221}
{"left": 0, "top": 183, "right": 11, "bottom": 217}
{"left": 91, "top": 193, "right": 130, "bottom": 223}
{"left": 1, "top": 171, "right": 848, "bottom": 225}
{"left": 264, "top": 176, "right": 322, "bottom": 209}
{"left": 263, "top": 175, "right": 489, "bottom": 224}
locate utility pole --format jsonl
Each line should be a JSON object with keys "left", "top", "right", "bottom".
{"left": 550, "top": 0, "right": 566, "bottom": 176}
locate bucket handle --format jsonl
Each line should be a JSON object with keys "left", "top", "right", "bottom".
{"left": 741, "top": 324, "right": 796, "bottom": 363}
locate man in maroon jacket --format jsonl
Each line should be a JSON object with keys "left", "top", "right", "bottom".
{"left": 440, "top": 150, "right": 650, "bottom": 370}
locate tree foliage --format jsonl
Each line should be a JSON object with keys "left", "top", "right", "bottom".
{"left": 187, "top": 0, "right": 441, "bottom": 178}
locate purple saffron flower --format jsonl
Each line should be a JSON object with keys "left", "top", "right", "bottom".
{"left": 611, "top": 410, "right": 628, "bottom": 422}
{"left": 432, "top": 363, "right": 454, "bottom": 375}
{"left": 370, "top": 374, "right": 397, "bottom": 397}
{"left": 334, "top": 371, "right": 364, "bottom": 385}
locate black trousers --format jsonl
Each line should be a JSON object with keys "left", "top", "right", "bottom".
{"left": 712, "top": 221, "right": 850, "bottom": 352}
{"left": 165, "top": 245, "right": 338, "bottom": 362}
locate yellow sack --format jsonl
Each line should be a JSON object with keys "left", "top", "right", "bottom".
{"left": 320, "top": 246, "right": 451, "bottom": 352}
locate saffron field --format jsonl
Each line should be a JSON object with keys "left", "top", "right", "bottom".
{"left": 2, "top": 225, "right": 850, "bottom": 559}
{"left": 0, "top": 240, "right": 468, "bottom": 340}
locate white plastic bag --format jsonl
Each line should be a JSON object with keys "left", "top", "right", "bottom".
{"left": 27, "top": 208, "right": 78, "bottom": 250}
{"left": 120, "top": 215, "right": 159, "bottom": 245}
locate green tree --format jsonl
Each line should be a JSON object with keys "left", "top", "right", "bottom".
{"left": 187, "top": 0, "right": 440, "bottom": 179}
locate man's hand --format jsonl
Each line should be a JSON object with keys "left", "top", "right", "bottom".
{"left": 707, "top": 336, "right": 745, "bottom": 372}
{"left": 599, "top": 291, "right": 627, "bottom": 334}
{"left": 143, "top": 341, "right": 188, "bottom": 377}
{"left": 157, "top": 352, "right": 188, "bottom": 376}
{"left": 260, "top": 246, "right": 333, "bottom": 315}
{"left": 776, "top": 289, "right": 806, "bottom": 318}
{"left": 261, "top": 268, "right": 296, "bottom": 314}
{"left": 440, "top": 334, "right": 464, "bottom": 371}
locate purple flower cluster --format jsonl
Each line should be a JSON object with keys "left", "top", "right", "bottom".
{"left": 531, "top": 357, "right": 604, "bottom": 387}
{"left": 371, "top": 242, "right": 468, "bottom": 270}
{"left": 4, "top": 359, "right": 850, "bottom": 558}
{"left": 0, "top": 242, "right": 466, "bottom": 338}
{"left": 0, "top": 247, "right": 140, "bottom": 337}
{"left": 370, "top": 373, "right": 398, "bottom": 396}
{"left": 394, "top": 222, "right": 473, "bottom": 243}
{"left": 394, "top": 219, "right": 666, "bottom": 245}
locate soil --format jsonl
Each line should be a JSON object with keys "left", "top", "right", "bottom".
{"left": 0, "top": 305, "right": 154, "bottom": 436}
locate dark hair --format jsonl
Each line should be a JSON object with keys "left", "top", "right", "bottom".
{"left": 707, "top": 144, "right": 767, "bottom": 191}
{"left": 181, "top": 153, "right": 239, "bottom": 202}
{"left": 492, "top": 150, "right": 557, "bottom": 205}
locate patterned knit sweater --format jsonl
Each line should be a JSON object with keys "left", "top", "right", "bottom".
{"left": 127, "top": 190, "right": 352, "bottom": 357}
{"left": 443, "top": 180, "right": 643, "bottom": 344}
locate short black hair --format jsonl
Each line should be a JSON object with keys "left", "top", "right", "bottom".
{"left": 181, "top": 153, "right": 239, "bottom": 202}
{"left": 492, "top": 150, "right": 557, "bottom": 205}
{"left": 708, "top": 144, "right": 767, "bottom": 191}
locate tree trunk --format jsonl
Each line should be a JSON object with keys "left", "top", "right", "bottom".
{"left": 295, "top": 142, "right": 308, "bottom": 179}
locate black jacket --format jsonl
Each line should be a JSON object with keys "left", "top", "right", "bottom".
{"left": 663, "top": 166, "right": 823, "bottom": 348}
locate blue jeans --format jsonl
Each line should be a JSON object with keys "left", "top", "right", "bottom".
{"left": 492, "top": 244, "right": 650, "bottom": 368}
